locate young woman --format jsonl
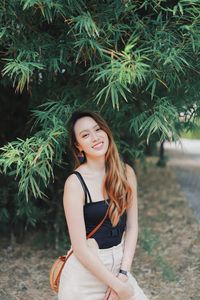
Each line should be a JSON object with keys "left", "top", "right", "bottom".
{"left": 58, "top": 111, "right": 148, "bottom": 300}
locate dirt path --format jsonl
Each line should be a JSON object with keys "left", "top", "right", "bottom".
{"left": 165, "top": 138, "right": 200, "bottom": 223}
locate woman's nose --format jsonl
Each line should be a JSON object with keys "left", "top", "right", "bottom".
{"left": 91, "top": 131, "right": 98, "bottom": 141}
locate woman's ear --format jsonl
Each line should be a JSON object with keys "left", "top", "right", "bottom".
{"left": 75, "top": 142, "right": 82, "bottom": 152}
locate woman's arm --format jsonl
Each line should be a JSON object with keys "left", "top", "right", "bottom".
{"left": 63, "top": 174, "right": 125, "bottom": 294}
{"left": 120, "top": 164, "right": 138, "bottom": 272}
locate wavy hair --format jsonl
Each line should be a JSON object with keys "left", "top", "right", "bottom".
{"left": 68, "top": 110, "right": 133, "bottom": 227}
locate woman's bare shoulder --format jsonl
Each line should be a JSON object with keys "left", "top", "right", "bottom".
{"left": 124, "top": 163, "right": 136, "bottom": 177}
{"left": 64, "top": 172, "right": 81, "bottom": 190}
{"left": 63, "top": 173, "right": 84, "bottom": 205}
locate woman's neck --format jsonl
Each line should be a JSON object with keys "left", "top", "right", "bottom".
{"left": 82, "top": 157, "right": 106, "bottom": 175}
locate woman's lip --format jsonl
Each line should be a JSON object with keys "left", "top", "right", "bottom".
{"left": 92, "top": 142, "right": 104, "bottom": 148}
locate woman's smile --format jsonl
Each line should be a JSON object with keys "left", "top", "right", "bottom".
{"left": 92, "top": 141, "right": 104, "bottom": 150}
{"left": 74, "top": 116, "right": 109, "bottom": 157}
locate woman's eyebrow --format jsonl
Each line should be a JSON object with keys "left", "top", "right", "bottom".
{"left": 79, "top": 124, "right": 99, "bottom": 135}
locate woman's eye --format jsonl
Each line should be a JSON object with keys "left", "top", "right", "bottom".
{"left": 82, "top": 133, "right": 89, "bottom": 138}
{"left": 96, "top": 127, "right": 101, "bottom": 131}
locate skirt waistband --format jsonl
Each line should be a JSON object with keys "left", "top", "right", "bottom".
{"left": 97, "top": 231, "right": 125, "bottom": 255}
{"left": 69, "top": 232, "right": 125, "bottom": 255}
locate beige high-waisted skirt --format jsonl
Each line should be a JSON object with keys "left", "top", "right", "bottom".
{"left": 58, "top": 234, "right": 149, "bottom": 300}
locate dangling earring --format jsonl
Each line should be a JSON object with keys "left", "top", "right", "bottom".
{"left": 78, "top": 151, "right": 85, "bottom": 163}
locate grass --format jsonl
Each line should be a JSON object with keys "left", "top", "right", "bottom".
{"left": 180, "top": 118, "right": 200, "bottom": 139}
{"left": 155, "top": 252, "right": 177, "bottom": 282}
{"left": 139, "top": 227, "right": 177, "bottom": 282}
{"left": 139, "top": 227, "right": 159, "bottom": 255}
{"left": 180, "top": 130, "right": 200, "bottom": 139}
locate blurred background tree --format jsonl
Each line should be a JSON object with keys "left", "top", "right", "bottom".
{"left": 0, "top": 0, "right": 200, "bottom": 247}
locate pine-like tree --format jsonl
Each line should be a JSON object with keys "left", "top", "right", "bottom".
{"left": 0, "top": 0, "right": 200, "bottom": 243}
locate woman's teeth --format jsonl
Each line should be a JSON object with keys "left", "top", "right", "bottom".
{"left": 93, "top": 142, "right": 103, "bottom": 149}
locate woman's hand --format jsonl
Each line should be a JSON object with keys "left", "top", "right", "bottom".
{"left": 103, "top": 287, "right": 118, "bottom": 300}
{"left": 103, "top": 273, "right": 130, "bottom": 300}
{"left": 114, "top": 273, "right": 134, "bottom": 300}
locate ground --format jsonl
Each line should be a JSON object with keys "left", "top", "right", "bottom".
{"left": 0, "top": 139, "right": 200, "bottom": 300}
{"left": 165, "top": 138, "right": 200, "bottom": 223}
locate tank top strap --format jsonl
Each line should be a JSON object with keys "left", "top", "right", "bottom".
{"left": 71, "top": 171, "right": 92, "bottom": 204}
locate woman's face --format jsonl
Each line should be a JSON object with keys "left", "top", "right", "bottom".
{"left": 74, "top": 116, "right": 109, "bottom": 159}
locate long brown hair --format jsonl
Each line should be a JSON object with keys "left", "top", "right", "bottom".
{"left": 68, "top": 110, "right": 133, "bottom": 227}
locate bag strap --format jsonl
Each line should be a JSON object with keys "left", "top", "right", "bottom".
{"left": 63, "top": 205, "right": 109, "bottom": 259}
{"left": 54, "top": 205, "right": 110, "bottom": 288}
{"left": 86, "top": 205, "right": 109, "bottom": 238}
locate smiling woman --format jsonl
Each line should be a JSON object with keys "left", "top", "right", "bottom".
{"left": 57, "top": 110, "right": 149, "bottom": 300}
{"left": 74, "top": 117, "right": 109, "bottom": 160}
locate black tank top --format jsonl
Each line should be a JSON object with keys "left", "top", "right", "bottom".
{"left": 72, "top": 171, "right": 127, "bottom": 249}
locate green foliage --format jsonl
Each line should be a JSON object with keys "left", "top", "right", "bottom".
{"left": 91, "top": 47, "right": 149, "bottom": 109}
{"left": 2, "top": 51, "right": 44, "bottom": 92}
{"left": 0, "top": 101, "right": 72, "bottom": 200}
{"left": 156, "top": 252, "right": 177, "bottom": 282}
{"left": 71, "top": 12, "right": 100, "bottom": 37}
{"left": 180, "top": 117, "right": 200, "bottom": 139}
{"left": 1, "top": 0, "right": 200, "bottom": 243}
{"left": 140, "top": 228, "right": 177, "bottom": 282}
{"left": 139, "top": 228, "right": 159, "bottom": 255}
{"left": 130, "top": 98, "right": 180, "bottom": 144}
